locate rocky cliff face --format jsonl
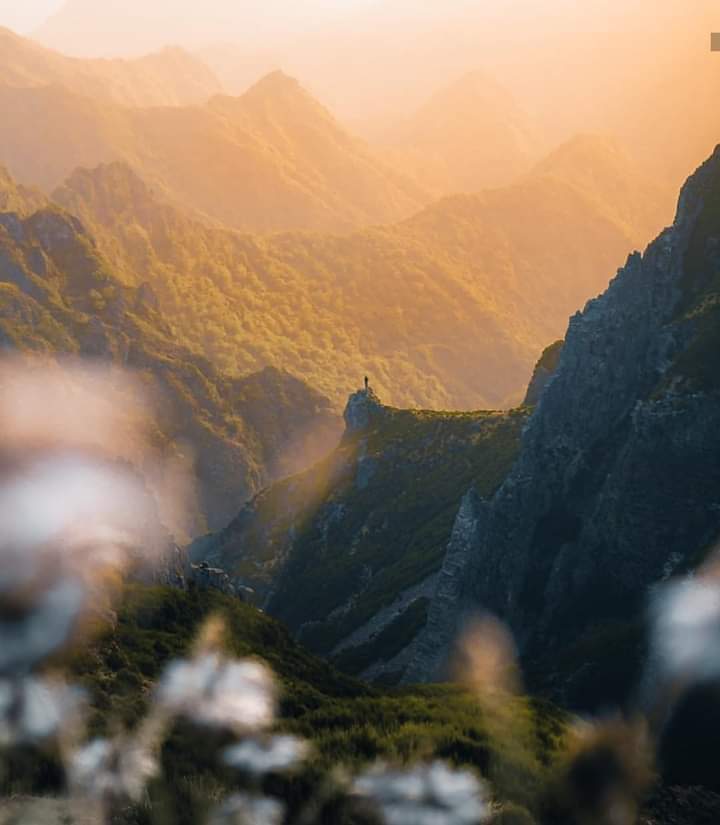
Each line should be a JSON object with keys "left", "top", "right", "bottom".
{"left": 523, "top": 340, "right": 563, "bottom": 406}
{"left": 406, "top": 146, "right": 720, "bottom": 703}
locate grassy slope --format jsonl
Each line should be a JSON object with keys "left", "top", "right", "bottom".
{"left": 60, "top": 584, "right": 567, "bottom": 823}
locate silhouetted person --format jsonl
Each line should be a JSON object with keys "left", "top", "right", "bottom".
{"left": 364, "top": 375, "right": 369, "bottom": 391}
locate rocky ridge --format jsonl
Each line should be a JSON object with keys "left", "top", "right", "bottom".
{"left": 404, "top": 146, "right": 720, "bottom": 705}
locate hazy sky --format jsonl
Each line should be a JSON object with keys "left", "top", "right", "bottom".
{"left": 0, "top": 0, "right": 63, "bottom": 32}
{"left": 0, "top": 0, "right": 380, "bottom": 40}
{"left": 4, "top": 0, "right": 713, "bottom": 53}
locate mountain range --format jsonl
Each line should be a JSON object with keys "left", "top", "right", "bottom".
{"left": 0, "top": 67, "right": 428, "bottom": 233}
{"left": 48, "top": 131, "right": 666, "bottom": 411}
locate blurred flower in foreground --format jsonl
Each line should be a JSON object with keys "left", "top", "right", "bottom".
{"left": 156, "top": 652, "right": 276, "bottom": 733}
{"left": 207, "top": 793, "right": 285, "bottom": 825}
{"left": 452, "top": 615, "right": 521, "bottom": 699}
{"left": 0, "top": 456, "right": 156, "bottom": 674}
{"left": 0, "top": 676, "right": 85, "bottom": 746}
{"left": 0, "top": 358, "right": 169, "bottom": 675}
{"left": 556, "top": 718, "right": 653, "bottom": 825}
{"left": 223, "top": 734, "right": 309, "bottom": 776}
{"left": 649, "top": 571, "right": 720, "bottom": 689}
{"left": 68, "top": 734, "right": 159, "bottom": 803}
{"left": 353, "top": 761, "right": 489, "bottom": 825}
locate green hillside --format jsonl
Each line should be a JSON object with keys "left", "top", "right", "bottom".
{"left": 0, "top": 170, "right": 339, "bottom": 534}
{"left": 38, "top": 584, "right": 565, "bottom": 825}
{"left": 52, "top": 137, "right": 655, "bottom": 410}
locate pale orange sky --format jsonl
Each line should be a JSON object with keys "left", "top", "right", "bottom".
{"left": 0, "top": 0, "right": 63, "bottom": 32}
{"left": 13, "top": 0, "right": 718, "bottom": 56}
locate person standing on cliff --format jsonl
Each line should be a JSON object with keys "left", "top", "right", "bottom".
{"left": 364, "top": 375, "right": 369, "bottom": 392}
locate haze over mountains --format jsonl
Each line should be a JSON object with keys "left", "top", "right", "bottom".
{"left": 22, "top": 0, "right": 718, "bottom": 216}
{"left": 0, "top": 68, "right": 428, "bottom": 233}
{"left": 376, "top": 71, "right": 542, "bottom": 194}
{"left": 0, "top": 22, "right": 681, "bottom": 410}
{"left": 0, "top": 9, "right": 710, "bottom": 409}
{"left": 184, "top": 1, "right": 719, "bottom": 184}
{"left": 49, "top": 130, "right": 666, "bottom": 410}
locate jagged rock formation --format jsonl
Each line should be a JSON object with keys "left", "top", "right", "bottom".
{"left": 188, "top": 561, "right": 237, "bottom": 596}
{"left": 191, "top": 385, "right": 527, "bottom": 679}
{"left": 523, "top": 340, "right": 563, "bottom": 406}
{"left": 343, "top": 384, "right": 384, "bottom": 433}
{"left": 405, "top": 146, "right": 720, "bottom": 705}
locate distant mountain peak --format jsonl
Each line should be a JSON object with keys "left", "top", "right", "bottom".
{"left": 533, "top": 133, "right": 632, "bottom": 174}
{"left": 208, "top": 68, "right": 336, "bottom": 127}
{"left": 240, "top": 69, "right": 316, "bottom": 106}
{"left": 250, "top": 69, "right": 300, "bottom": 91}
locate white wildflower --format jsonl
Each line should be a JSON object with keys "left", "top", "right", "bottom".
{"left": 155, "top": 653, "right": 276, "bottom": 732}
{"left": 0, "top": 358, "right": 186, "bottom": 676}
{"left": 0, "top": 578, "right": 86, "bottom": 676}
{"left": 208, "top": 793, "right": 285, "bottom": 825}
{"left": 353, "top": 761, "right": 489, "bottom": 825}
{"left": 223, "top": 735, "right": 309, "bottom": 776}
{"left": 650, "top": 576, "right": 720, "bottom": 685}
{"left": 68, "top": 736, "right": 159, "bottom": 802}
{"left": 0, "top": 676, "right": 85, "bottom": 746}
{"left": 0, "top": 456, "right": 161, "bottom": 675}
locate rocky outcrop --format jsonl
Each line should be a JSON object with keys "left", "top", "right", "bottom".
{"left": 403, "top": 490, "right": 485, "bottom": 682}
{"left": 189, "top": 561, "right": 238, "bottom": 597}
{"left": 523, "top": 340, "right": 563, "bottom": 406}
{"left": 343, "top": 385, "right": 385, "bottom": 433}
{"left": 408, "top": 146, "right": 720, "bottom": 700}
